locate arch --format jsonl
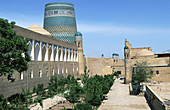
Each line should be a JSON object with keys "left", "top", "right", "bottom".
{"left": 20, "top": 72, "right": 24, "bottom": 80}
{"left": 46, "top": 68, "right": 48, "bottom": 76}
{"left": 78, "top": 42, "right": 81, "bottom": 47}
{"left": 73, "top": 50, "right": 75, "bottom": 61}
{"left": 39, "top": 69, "right": 42, "bottom": 77}
{"left": 49, "top": 46, "right": 52, "bottom": 61}
{"left": 59, "top": 48, "right": 61, "bottom": 61}
{"left": 70, "top": 50, "right": 71, "bottom": 61}
{"left": 52, "top": 68, "right": 55, "bottom": 76}
{"left": 64, "top": 49, "right": 67, "bottom": 61}
{"left": 30, "top": 70, "right": 33, "bottom": 78}
{"left": 54, "top": 47, "right": 57, "bottom": 61}
{"left": 63, "top": 49, "right": 65, "bottom": 61}
{"left": 27, "top": 42, "right": 32, "bottom": 58}
{"left": 156, "top": 70, "right": 159, "bottom": 75}
{"left": 35, "top": 43, "right": 40, "bottom": 61}
{"left": 66, "top": 68, "right": 68, "bottom": 73}
{"left": 76, "top": 51, "right": 78, "bottom": 62}
{"left": 57, "top": 68, "right": 59, "bottom": 74}
{"left": 67, "top": 49, "right": 70, "bottom": 61}
{"left": 42, "top": 45, "right": 46, "bottom": 61}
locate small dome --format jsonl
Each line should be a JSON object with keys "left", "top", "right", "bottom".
{"left": 124, "top": 46, "right": 129, "bottom": 49}
{"left": 75, "top": 32, "right": 82, "bottom": 36}
{"left": 136, "top": 49, "right": 154, "bottom": 57}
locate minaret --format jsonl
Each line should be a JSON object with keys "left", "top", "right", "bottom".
{"left": 44, "top": 2, "right": 77, "bottom": 44}
{"left": 75, "top": 32, "right": 84, "bottom": 75}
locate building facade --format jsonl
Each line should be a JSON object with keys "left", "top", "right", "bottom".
{"left": 0, "top": 2, "right": 85, "bottom": 97}
{"left": 124, "top": 39, "right": 170, "bottom": 83}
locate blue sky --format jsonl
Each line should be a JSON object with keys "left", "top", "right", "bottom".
{"left": 1, "top": 0, "right": 170, "bottom": 58}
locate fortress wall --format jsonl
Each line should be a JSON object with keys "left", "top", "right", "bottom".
{"left": 85, "top": 57, "right": 125, "bottom": 77}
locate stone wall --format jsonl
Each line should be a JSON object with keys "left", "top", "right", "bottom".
{"left": 85, "top": 57, "right": 125, "bottom": 77}
{"left": 0, "top": 61, "right": 78, "bottom": 97}
{"left": 145, "top": 86, "right": 170, "bottom": 110}
{"left": 151, "top": 66, "right": 170, "bottom": 82}
{"left": 0, "top": 25, "right": 80, "bottom": 97}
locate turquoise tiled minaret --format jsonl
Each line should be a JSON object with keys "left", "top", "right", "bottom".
{"left": 43, "top": 2, "right": 77, "bottom": 44}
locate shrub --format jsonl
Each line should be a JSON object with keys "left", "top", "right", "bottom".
{"left": 74, "top": 103, "right": 93, "bottom": 110}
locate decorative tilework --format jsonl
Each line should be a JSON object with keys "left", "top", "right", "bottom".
{"left": 44, "top": 2, "right": 77, "bottom": 44}
{"left": 45, "top": 6, "right": 74, "bottom": 11}
{"left": 44, "top": 16, "right": 76, "bottom": 27}
{"left": 45, "top": 10, "right": 74, "bottom": 17}
{"left": 75, "top": 36, "right": 82, "bottom": 40}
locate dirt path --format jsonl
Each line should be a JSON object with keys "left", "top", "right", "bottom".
{"left": 98, "top": 79, "right": 150, "bottom": 110}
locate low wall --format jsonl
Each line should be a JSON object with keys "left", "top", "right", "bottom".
{"left": 145, "top": 86, "right": 170, "bottom": 110}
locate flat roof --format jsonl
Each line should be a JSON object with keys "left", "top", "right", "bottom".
{"left": 149, "top": 84, "right": 170, "bottom": 106}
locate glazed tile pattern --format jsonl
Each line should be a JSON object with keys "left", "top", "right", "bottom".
{"left": 44, "top": 3, "right": 77, "bottom": 44}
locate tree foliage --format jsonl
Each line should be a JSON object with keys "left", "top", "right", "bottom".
{"left": 0, "top": 18, "right": 31, "bottom": 81}
{"left": 0, "top": 94, "right": 9, "bottom": 110}
{"left": 132, "top": 61, "right": 154, "bottom": 84}
{"left": 81, "top": 66, "right": 90, "bottom": 85}
{"left": 22, "top": 88, "right": 33, "bottom": 107}
{"left": 84, "top": 77, "right": 103, "bottom": 108}
{"left": 74, "top": 103, "right": 93, "bottom": 110}
{"left": 0, "top": 67, "right": 115, "bottom": 109}
{"left": 48, "top": 75, "right": 58, "bottom": 97}
{"left": 64, "top": 82, "right": 83, "bottom": 109}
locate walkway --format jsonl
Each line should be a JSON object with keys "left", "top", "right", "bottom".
{"left": 98, "top": 79, "right": 150, "bottom": 110}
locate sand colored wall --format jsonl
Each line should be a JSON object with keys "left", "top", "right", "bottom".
{"left": 125, "top": 39, "right": 170, "bottom": 83}
{"left": 85, "top": 57, "right": 125, "bottom": 77}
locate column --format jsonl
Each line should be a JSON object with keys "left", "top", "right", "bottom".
{"left": 67, "top": 49, "right": 70, "bottom": 62}
{"left": 71, "top": 49, "right": 73, "bottom": 62}
{"left": 44, "top": 43, "right": 48, "bottom": 61}
{"left": 38, "top": 41, "right": 42, "bottom": 61}
{"left": 73, "top": 50, "right": 76, "bottom": 62}
{"left": 64, "top": 48, "right": 67, "bottom": 61}
{"left": 50, "top": 44, "right": 54, "bottom": 61}
{"left": 60, "top": 47, "right": 63, "bottom": 61}
{"left": 76, "top": 50, "right": 78, "bottom": 62}
{"left": 55, "top": 46, "right": 59, "bottom": 61}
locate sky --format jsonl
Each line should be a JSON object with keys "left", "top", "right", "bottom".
{"left": 0, "top": 0, "right": 170, "bottom": 58}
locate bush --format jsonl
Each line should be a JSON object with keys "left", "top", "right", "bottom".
{"left": 74, "top": 103, "right": 93, "bottom": 110}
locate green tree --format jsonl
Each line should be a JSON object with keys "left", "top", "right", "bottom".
{"left": 48, "top": 75, "right": 58, "bottom": 97}
{"left": 74, "top": 103, "right": 93, "bottom": 110}
{"left": 64, "top": 83, "right": 83, "bottom": 109}
{"left": 33, "top": 83, "right": 46, "bottom": 97}
{"left": 84, "top": 77, "right": 103, "bottom": 109}
{"left": 0, "top": 94, "right": 9, "bottom": 109}
{"left": 81, "top": 66, "right": 90, "bottom": 85}
{"left": 0, "top": 18, "right": 31, "bottom": 81}
{"left": 57, "top": 77, "right": 67, "bottom": 93}
{"left": 132, "top": 61, "right": 154, "bottom": 84}
{"left": 22, "top": 88, "right": 33, "bottom": 108}
{"left": 7, "top": 93, "right": 28, "bottom": 110}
